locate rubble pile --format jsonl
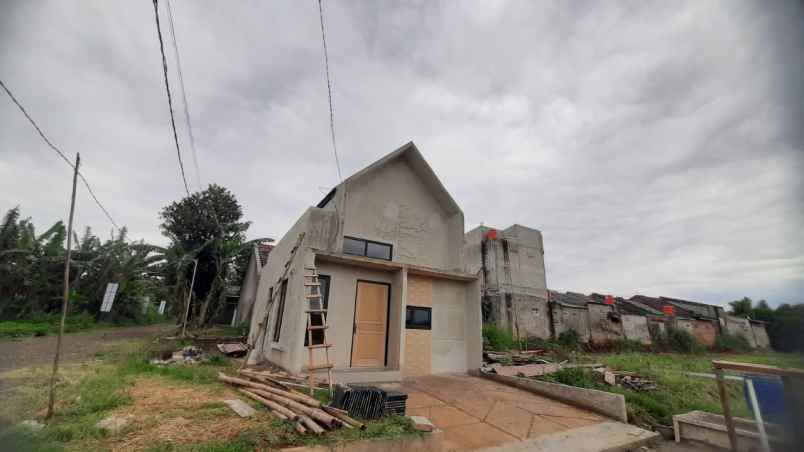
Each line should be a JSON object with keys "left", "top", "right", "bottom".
{"left": 150, "top": 346, "right": 210, "bottom": 366}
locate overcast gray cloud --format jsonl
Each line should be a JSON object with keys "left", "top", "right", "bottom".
{"left": 2, "top": 0, "right": 802, "bottom": 307}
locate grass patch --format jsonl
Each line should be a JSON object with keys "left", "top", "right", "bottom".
{"left": 714, "top": 333, "right": 753, "bottom": 353}
{"left": 0, "top": 313, "right": 110, "bottom": 339}
{"left": 482, "top": 324, "right": 515, "bottom": 351}
{"left": 539, "top": 351, "right": 804, "bottom": 428}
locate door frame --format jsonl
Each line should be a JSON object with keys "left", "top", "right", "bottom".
{"left": 349, "top": 279, "right": 392, "bottom": 368}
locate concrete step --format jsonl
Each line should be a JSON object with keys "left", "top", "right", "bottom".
{"left": 477, "top": 421, "right": 660, "bottom": 452}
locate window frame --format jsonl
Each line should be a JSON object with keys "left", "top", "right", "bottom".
{"left": 342, "top": 236, "right": 393, "bottom": 261}
{"left": 272, "top": 279, "right": 288, "bottom": 342}
{"left": 405, "top": 306, "right": 432, "bottom": 330}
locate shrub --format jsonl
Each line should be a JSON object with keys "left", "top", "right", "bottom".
{"left": 714, "top": 333, "right": 752, "bottom": 353}
{"left": 654, "top": 327, "right": 704, "bottom": 354}
{"left": 557, "top": 330, "right": 581, "bottom": 349}
{"left": 482, "top": 324, "right": 515, "bottom": 351}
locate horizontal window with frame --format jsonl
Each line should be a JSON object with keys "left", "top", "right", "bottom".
{"left": 406, "top": 306, "right": 431, "bottom": 330}
{"left": 342, "top": 236, "right": 392, "bottom": 261}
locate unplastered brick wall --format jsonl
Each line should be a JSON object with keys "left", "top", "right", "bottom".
{"left": 404, "top": 275, "right": 432, "bottom": 377}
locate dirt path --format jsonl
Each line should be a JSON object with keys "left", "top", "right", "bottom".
{"left": 0, "top": 324, "right": 176, "bottom": 373}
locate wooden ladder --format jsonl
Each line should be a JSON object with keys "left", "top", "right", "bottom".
{"left": 303, "top": 265, "right": 334, "bottom": 396}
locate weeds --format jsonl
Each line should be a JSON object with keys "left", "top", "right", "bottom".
{"left": 653, "top": 327, "right": 704, "bottom": 354}
{"left": 482, "top": 324, "right": 515, "bottom": 351}
{"left": 714, "top": 333, "right": 752, "bottom": 353}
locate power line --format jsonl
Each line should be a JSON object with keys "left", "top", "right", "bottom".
{"left": 165, "top": 0, "right": 202, "bottom": 191}
{"left": 151, "top": 0, "right": 191, "bottom": 196}
{"left": 0, "top": 78, "right": 121, "bottom": 231}
{"left": 317, "top": 0, "right": 343, "bottom": 182}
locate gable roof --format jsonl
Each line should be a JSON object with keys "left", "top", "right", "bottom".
{"left": 317, "top": 142, "right": 462, "bottom": 215}
{"left": 255, "top": 243, "right": 273, "bottom": 268}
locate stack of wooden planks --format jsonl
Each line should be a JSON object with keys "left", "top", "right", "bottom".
{"left": 217, "top": 370, "right": 364, "bottom": 435}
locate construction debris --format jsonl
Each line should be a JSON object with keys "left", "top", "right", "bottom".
{"left": 620, "top": 375, "right": 657, "bottom": 391}
{"left": 150, "top": 346, "right": 209, "bottom": 366}
{"left": 223, "top": 399, "right": 257, "bottom": 417}
{"left": 409, "top": 415, "right": 435, "bottom": 432}
{"left": 96, "top": 415, "right": 131, "bottom": 433}
{"left": 494, "top": 363, "right": 562, "bottom": 377}
{"left": 217, "top": 371, "right": 364, "bottom": 435}
{"left": 217, "top": 343, "right": 248, "bottom": 357}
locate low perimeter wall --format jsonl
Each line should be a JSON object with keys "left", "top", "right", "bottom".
{"left": 471, "top": 370, "right": 628, "bottom": 423}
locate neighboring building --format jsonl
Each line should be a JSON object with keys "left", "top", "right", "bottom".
{"left": 465, "top": 225, "right": 549, "bottom": 339}
{"left": 247, "top": 142, "right": 482, "bottom": 381}
{"left": 237, "top": 243, "right": 274, "bottom": 326}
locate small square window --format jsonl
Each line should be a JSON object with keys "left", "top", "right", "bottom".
{"left": 406, "top": 306, "right": 431, "bottom": 330}
{"left": 366, "top": 241, "right": 392, "bottom": 260}
{"left": 343, "top": 237, "right": 366, "bottom": 256}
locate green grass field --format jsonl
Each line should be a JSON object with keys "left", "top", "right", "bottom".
{"left": 541, "top": 351, "right": 804, "bottom": 428}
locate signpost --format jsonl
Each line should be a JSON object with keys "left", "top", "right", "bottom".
{"left": 158, "top": 300, "right": 167, "bottom": 315}
{"left": 100, "top": 283, "right": 119, "bottom": 313}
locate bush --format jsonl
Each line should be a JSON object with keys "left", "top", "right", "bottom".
{"left": 482, "top": 324, "right": 515, "bottom": 351}
{"left": 557, "top": 330, "right": 581, "bottom": 349}
{"left": 714, "top": 333, "right": 752, "bottom": 353}
{"left": 654, "top": 327, "right": 704, "bottom": 354}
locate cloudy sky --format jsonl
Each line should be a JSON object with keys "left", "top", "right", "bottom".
{"left": 2, "top": 1, "right": 802, "bottom": 307}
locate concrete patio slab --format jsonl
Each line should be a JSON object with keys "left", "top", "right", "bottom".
{"left": 399, "top": 374, "right": 611, "bottom": 450}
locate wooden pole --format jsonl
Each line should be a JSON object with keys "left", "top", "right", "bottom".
{"left": 714, "top": 367, "right": 738, "bottom": 451}
{"left": 181, "top": 258, "right": 198, "bottom": 337}
{"left": 47, "top": 153, "right": 80, "bottom": 419}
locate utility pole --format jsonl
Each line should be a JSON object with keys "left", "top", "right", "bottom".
{"left": 181, "top": 258, "right": 199, "bottom": 337}
{"left": 47, "top": 153, "right": 80, "bottom": 419}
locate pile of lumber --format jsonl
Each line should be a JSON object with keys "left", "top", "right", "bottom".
{"left": 217, "top": 371, "right": 364, "bottom": 435}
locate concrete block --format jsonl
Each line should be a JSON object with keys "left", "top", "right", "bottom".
{"left": 408, "top": 415, "right": 435, "bottom": 432}
{"left": 472, "top": 370, "right": 628, "bottom": 423}
{"left": 224, "top": 399, "right": 257, "bottom": 417}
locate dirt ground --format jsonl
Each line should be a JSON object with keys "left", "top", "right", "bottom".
{"left": 0, "top": 324, "right": 175, "bottom": 374}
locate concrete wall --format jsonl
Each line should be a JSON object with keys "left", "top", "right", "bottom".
{"left": 588, "top": 303, "right": 623, "bottom": 345}
{"left": 236, "top": 252, "right": 260, "bottom": 325}
{"left": 751, "top": 322, "right": 770, "bottom": 348}
{"left": 691, "top": 319, "right": 718, "bottom": 347}
{"left": 725, "top": 315, "right": 758, "bottom": 348}
{"left": 342, "top": 157, "right": 464, "bottom": 271}
{"left": 431, "top": 278, "right": 468, "bottom": 373}
{"left": 551, "top": 303, "right": 590, "bottom": 343}
{"left": 622, "top": 315, "right": 651, "bottom": 345}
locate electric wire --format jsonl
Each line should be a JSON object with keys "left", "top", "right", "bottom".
{"left": 317, "top": 0, "right": 343, "bottom": 182}
{"left": 165, "top": 0, "right": 202, "bottom": 191}
{"left": 1, "top": 78, "right": 121, "bottom": 231}
{"left": 151, "top": 0, "right": 191, "bottom": 196}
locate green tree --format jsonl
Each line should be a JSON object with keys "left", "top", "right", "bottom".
{"left": 728, "top": 297, "right": 754, "bottom": 317}
{"left": 159, "top": 184, "right": 255, "bottom": 326}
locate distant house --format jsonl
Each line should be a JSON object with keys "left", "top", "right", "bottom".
{"left": 246, "top": 142, "right": 481, "bottom": 381}
{"left": 464, "top": 225, "right": 549, "bottom": 339}
{"left": 237, "top": 243, "right": 274, "bottom": 326}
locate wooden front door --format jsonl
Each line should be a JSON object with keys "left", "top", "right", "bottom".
{"left": 350, "top": 281, "right": 390, "bottom": 368}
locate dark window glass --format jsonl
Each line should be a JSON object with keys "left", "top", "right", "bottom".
{"left": 366, "top": 241, "right": 392, "bottom": 260}
{"left": 406, "top": 306, "right": 432, "bottom": 330}
{"left": 273, "top": 280, "right": 288, "bottom": 342}
{"left": 305, "top": 275, "right": 330, "bottom": 346}
{"left": 343, "top": 237, "right": 366, "bottom": 256}
{"left": 343, "top": 236, "right": 392, "bottom": 261}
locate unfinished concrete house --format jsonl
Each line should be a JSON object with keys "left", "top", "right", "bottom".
{"left": 246, "top": 142, "right": 482, "bottom": 382}
{"left": 236, "top": 242, "right": 274, "bottom": 325}
{"left": 464, "top": 225, "right": 549, "bottom": 339}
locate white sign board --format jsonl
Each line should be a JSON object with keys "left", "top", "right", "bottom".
{"left": 158, "top": 300, "right": 166, "bottom": 315}
{"left": 100, "top": 283, "right": 119, "bottom": 312}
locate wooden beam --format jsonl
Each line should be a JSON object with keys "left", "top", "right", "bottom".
{"left": 712, "top": 360, "right": 804, "bottom": 378}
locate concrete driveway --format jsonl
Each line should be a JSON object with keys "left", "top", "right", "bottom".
{"left": 380, "top": 374, "right": 606, "bottom": 450}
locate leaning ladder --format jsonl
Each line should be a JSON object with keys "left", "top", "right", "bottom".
{"left": 303, "top": 265, "right": 334, "bottom": 396}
